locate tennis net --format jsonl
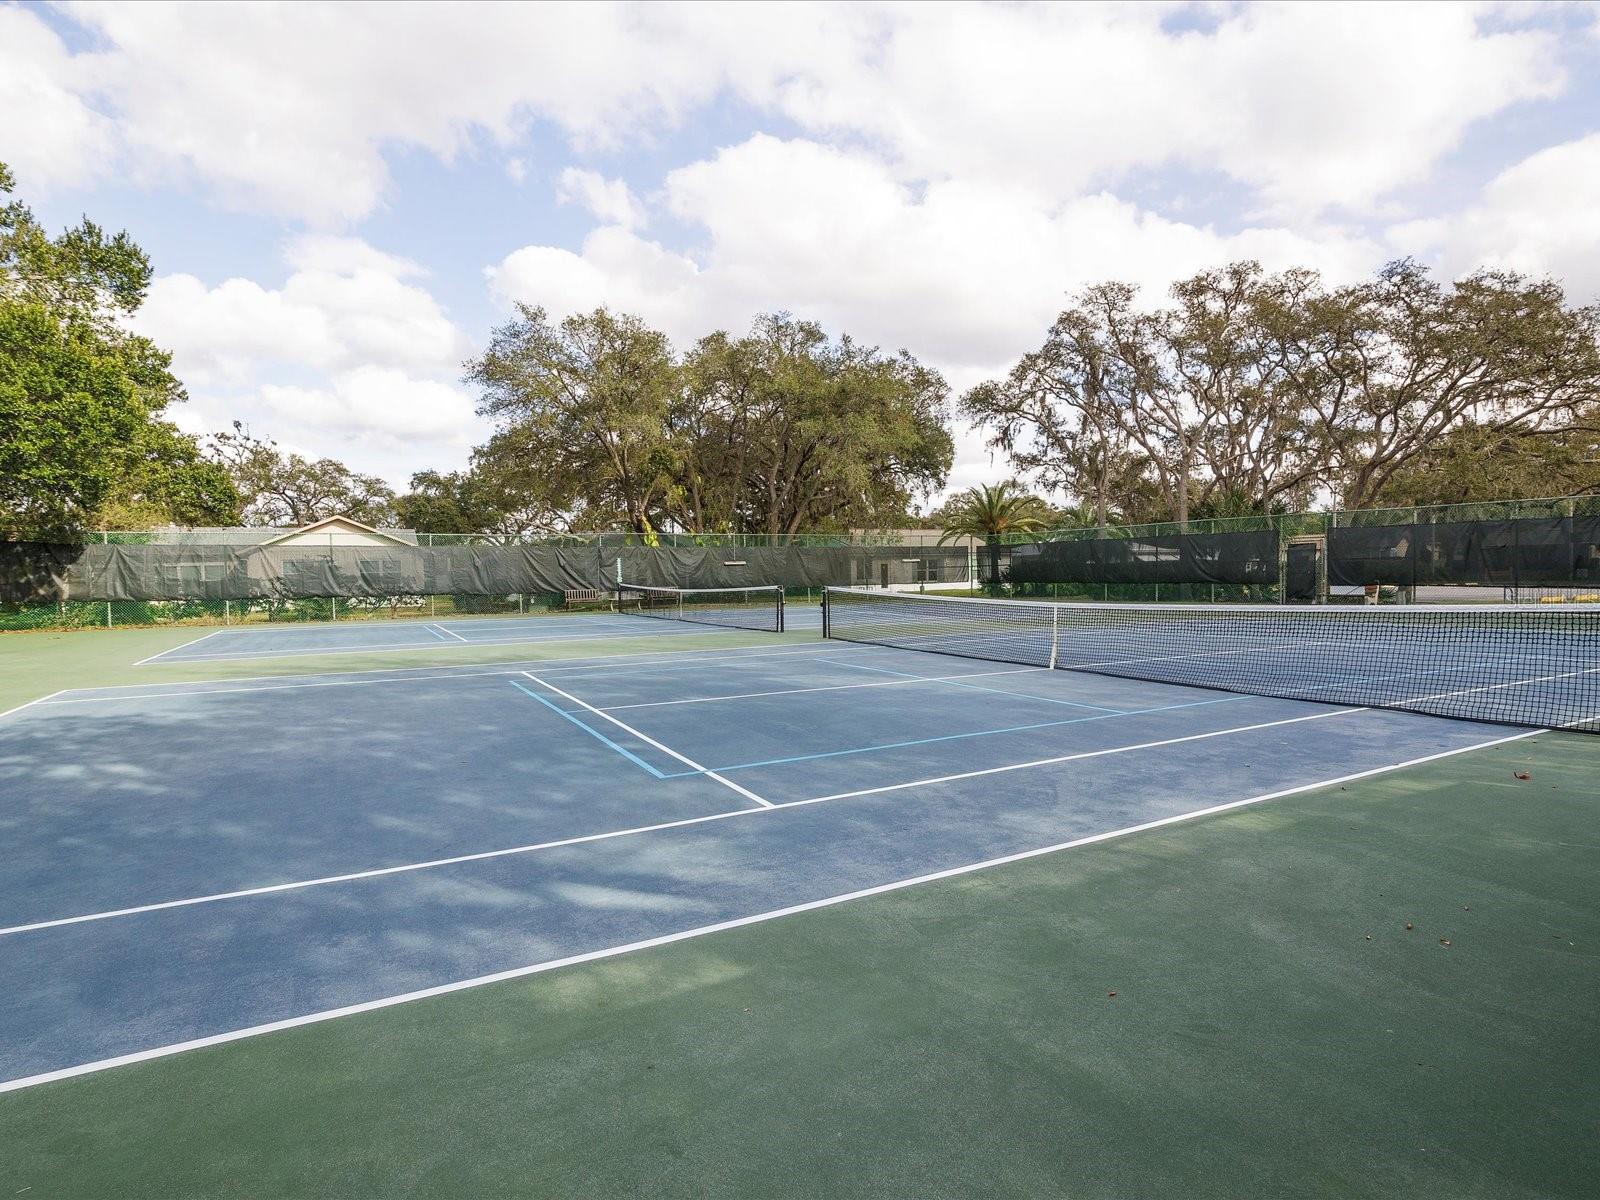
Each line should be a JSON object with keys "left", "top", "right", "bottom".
{"left": 617, "top": 584, "right": 784, "bottom": 633}
{"left": 822, "top": 588, "right": 1600, "bottom": 732}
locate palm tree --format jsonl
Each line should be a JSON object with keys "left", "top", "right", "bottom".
{"left": 937, "top": 481, "right": 1054, "bottom": 592}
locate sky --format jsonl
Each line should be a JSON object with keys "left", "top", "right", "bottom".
{"left": 5, "top": 1, "right": 1600, "bottom": 510}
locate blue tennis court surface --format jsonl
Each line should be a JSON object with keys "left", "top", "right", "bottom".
{"left": 0, "top": 636, "right": 1532, "bottom": 1090}
{"left": 139, "top": 603, "right": 825, "bottom": 664}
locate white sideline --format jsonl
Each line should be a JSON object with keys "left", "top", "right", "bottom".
{"left": 132, "top": 628, "right": 232, "bottom": 666}
{"left": 520, "top": 672, "right": 773, "bottom": 809}
{"left": 800, "top": 707, "right": 1367, "bottom": 802}
{"left": 0, "top": 724, "right": 1541, "bottom": 1095}
{"left": 4, "top": 702, "right": 1406, "bottom": 937}
{"left": 590, "top": 666, "right": 1048, "bottom": 711}
{"left": 134, "top": 627, "right": 725, "bottom": 665}
{"left": 33, "top": 642, "right": 850, "bottom": 706}
{"left": 0, "top": 692, "right": 65, "bottom": 724}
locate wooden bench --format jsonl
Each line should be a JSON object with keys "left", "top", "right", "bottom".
{"left": 563, "top": 588, "right": 612, "bottom": 611}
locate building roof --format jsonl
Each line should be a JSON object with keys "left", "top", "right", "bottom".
{"left": 257, "top": 515, "right": 417, "bottom": 547}
{"left": 147, "top": 518, "right": 419, "bottom": 546}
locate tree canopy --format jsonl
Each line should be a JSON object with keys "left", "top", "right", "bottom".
{"left": 0, "top": 162, "right": 237, "bottom": 536}
{"left": 206, "top": 423, "right": 396, "bottom": 527}
{"left": 466, "top": 307, "right": 953, "bottom": 536}
{"left": 963, "top": 260, "right": 1600, "bottom": 523}
{"left": 936, "top": 481, "right": 1054, "bottom": 590}
{"left": 935, "top": 481, "right": 1054, "bottom": 543}
{"left": 394, "top": 461, "right": 568, "bottom": 541}
{"left": 8, "top": 158, "right": 1598, "bottom": 549}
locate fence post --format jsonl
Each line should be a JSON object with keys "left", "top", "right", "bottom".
{"left": 1511, "top": 515, "right": 1521, "bottom": 598}
{"left": 106, "top": 602, "right": 112, "bottom": 628}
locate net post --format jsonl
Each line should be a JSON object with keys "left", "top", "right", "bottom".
{"left": 778, "top": 589, "right": 785, "bottom": 633}
{"left": 822, "top": 589, "right": 831, "bottom": 639}
{"left": 1049, "top": 604, "right": 1059, "bottom": 669}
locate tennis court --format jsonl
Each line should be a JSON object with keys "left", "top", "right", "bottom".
{"left": 140, "top": 585, "right": 809, "bottom": 665}
{"left": 2, "top": 590, "right": 1596, "bottom": 1196}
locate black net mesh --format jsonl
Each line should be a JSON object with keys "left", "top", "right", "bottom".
{"left": 823, "top": 588, "right": 1600, "bottom": 733}
{"left": 617, "top": 585, "right": 784, "bottom": 633}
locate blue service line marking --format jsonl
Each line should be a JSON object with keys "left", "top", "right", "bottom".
{"left": 508, "top": 680, "right": 669, "bottom": 779}
{"left": 819, "top": 656, "right": 1129, "bottom": 714}
{"left": 650, "top": 693, "right": 1250, "bottom": 778}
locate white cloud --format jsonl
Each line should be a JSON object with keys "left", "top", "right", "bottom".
{"left": 15, "top": 3, "right": 1592, "bottom": 504}
{"left": 1393, "top": 134, "right": 1600, "bottom": 300}
{"left": 23, "top": 3, "right": 1567, "bottom": 223}
{"left": 491, "top": 135, "right": 1384, "bottom": 501}
{"left": 260, "top": 368, "right": 480, "bottom": 444}
{"left": 556, "top": 168, "right": 644, "bottom": 229}
{"left": 171, "top": 370, "right": 484, "bottom": 489}
{"left": 0, "top": 7, "right": 118, "bottom": 191}
{"left": 495, "top": 135, "right": 1380, "bottom": 372}
{"left": 767, "top": 4, "right": 1561, "bottom": 220}
{"left": 48, "top": 1, "right": 745, "bottom": 223}
{"left": 488, "top": 227, "right": 709, "bottom": 341}
{"left": 133, "top": 236, "right": 482, "bottom": 485}
{"left": 137, "top": 236, "right": 468, "bottom": 387}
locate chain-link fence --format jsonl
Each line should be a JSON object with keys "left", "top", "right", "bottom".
{"left": 17, "top": 494, "right": 1600, "bottom": 550}
{"left": 0, "top": 593, "right": 571, "bottom": 633}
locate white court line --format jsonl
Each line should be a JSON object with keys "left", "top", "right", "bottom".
{"left": 57, "top": 639, "right": 846, "bottom": 694}
{"left": 139, "top": 628, "right": 713, "bottom": 664}
{"left": 520, "top": 672, "right": 773, "bottom": 809}
{"left": 3, "top": 702, "right": 1387, "bottom": 937}
{"left": 428, "top": 623, "right": 468, "bottom": 642}
{"left": 149, "top": 615, "right": 645, "bottom": 649}
{"left": 29, "top": 643, "right": 850, "bottom": 707}
{"left": 0, "top": 723, "right": 1541, "bottom": 1095}
{"left": 591, "top": 666, "right": 1049, "bottom": 711}
{"left": 797, "top": 707, "right": 1372, "bottom": 803}
{"left": 133, "top": 628, "right": 233, "bottom": 666}
{"left": 1402, "top": 662, "right": 1600, "bottom": 704}
{"left": 0, "top": 692, "right": 65, "bottom": 724}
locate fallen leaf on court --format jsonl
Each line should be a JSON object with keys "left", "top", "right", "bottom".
{"left": 1405, "top": 923, "right": 1414, "bottom": 930}
{"left": 1107, "top": 991, "right": 1117, "bottom": 998}
{"left": 1439, "top": 939, "right": 1451, "bottom": 947}
{"left": 1514, "top": 771, "right": 1531, "bottom": 780}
